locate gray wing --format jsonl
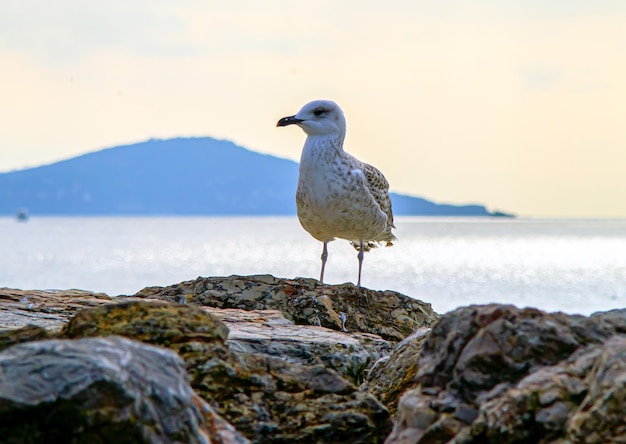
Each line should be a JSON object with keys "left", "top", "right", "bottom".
{"left": 362, "top": 162, "right": 396, "bottom": 237}
{"left": 343, "top": 152, "right": 397, "bottom": 249}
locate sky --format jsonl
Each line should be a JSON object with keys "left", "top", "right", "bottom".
{"left": 1, "top": 1, "right": 625, "bottom": 217}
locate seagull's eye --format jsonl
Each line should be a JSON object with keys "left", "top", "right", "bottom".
{"left": 313, "top": 108, "right": 326, "bottom": 117}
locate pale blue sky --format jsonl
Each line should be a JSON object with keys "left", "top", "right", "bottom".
{"left": 1, "top": 1, "right": 625, "bottom": 216}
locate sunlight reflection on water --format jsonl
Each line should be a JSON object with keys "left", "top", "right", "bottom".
{"left": 2, "top": 216, "right": 625, "bottom": 315}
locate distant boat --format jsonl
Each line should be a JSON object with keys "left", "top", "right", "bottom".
{"left": 16, "top": 207, "right": 29, "bottom": 222}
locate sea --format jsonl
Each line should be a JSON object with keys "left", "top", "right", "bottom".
{"left": 2, "top": 216, "right": 625, "bottom": 316}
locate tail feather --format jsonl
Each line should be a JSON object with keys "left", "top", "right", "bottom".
{"left": 350, "top": 237, "right": 396, "bottom": 252}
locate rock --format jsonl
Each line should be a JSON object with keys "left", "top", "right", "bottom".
{"left": 465, "top": 335, "right": 626, "bottom": 444}
{"left": 362, "top": 327, "right": 431, "bottom": 416}
{"left": 0, "top": 281, "right": 419, "bottom": 442}
{"left": 61, "top": 300, "right": 392, "bottom": 443}
{"left": 0, "top": 335, "right": 249, "bottom": 444}
{"left": 0, "top": 324, "right": 51, "bottom": 353}
{"left": 388, "top": 387, "right": 477, "bottom": 444}
{"left": 385, "top": 305, "right": 626, "bottom": 444}
{"left": 0, "top": 287, "right": 112, "bottom": 331}
{"left": 210, "top": 354, "right": 391, "bottom": 443}
{"left": 567, "top": 335, "right": 626, "bottom": 443}
{"left": 61, "top": 301, "right": 242, "bottom": 412}
{"left": 62, "top": 299, "right": 391, "bottom": 385}
{"left": 133, "top": 274, "right": 438, "bottom": 341}
{"left": 8, "top": 282, "right": 626, "bottom": 443}
{"left": 0, "top": 278, "right": 433, "bottom": 386}
{"left": 216, "top": 307, "right": 392, "bottom": 385}
{"left": 62, "top": 299, "right": 230, "bottom": 344}
{"left": 465, "top": 344, "right": 598, "bottom": 443}
{"left": 417, "top": 304, "right": 587, "bottom": 399}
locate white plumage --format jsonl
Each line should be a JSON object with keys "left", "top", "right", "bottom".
{"left": 277, "top": 100, "right": 396, "bottom": 287}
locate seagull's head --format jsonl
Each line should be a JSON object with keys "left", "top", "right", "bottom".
{"left": 276, "top": 100, "right": 346, "bottom": 136}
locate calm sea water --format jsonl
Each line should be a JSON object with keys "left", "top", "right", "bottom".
{"left": 2, "top": 216, "right": 625, "bottom": 315}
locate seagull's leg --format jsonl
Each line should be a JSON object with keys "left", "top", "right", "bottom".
{"left": 357, "top": 239, "right": 364, "bottom": 288}
{"left": 320, "top": 242, "right": 329, "bottom": 284}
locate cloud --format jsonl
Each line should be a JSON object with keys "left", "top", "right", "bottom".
{"left": 1, "top": 1, "right": 626, "bottom": 215}
{"left": 522, "top": 66, "right": 562, "bottom": 90}
{"left": 0, "top": 0, "right": 197, "bottom": 61}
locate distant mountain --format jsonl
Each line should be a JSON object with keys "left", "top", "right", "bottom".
{"left": 0, "top": 137, "right": 512, "bottom": 217}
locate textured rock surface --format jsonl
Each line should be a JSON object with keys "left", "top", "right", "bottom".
{"left": 206, "top": 353, "right": 391, "bottom": 443}
{"left": 566, "top": 335, "right": 626, "bottom": 443}
{"left": 62, "top": 300, "right": 392, "bottom": 443}
{"left": 463, "top": 334, "right": 626, "bottom": 444}
{"left": 9, "top": 280, "right": 626, "bottom": 443}
{"left": 218, "top": 308, "right": 392, "bottom": 385}
{"left": 0, "top": 281, "right": 421, "bottom": 442}
{"left": 62, "top": 299, "right": 230, "bottom": 345}
{"left": 1, "top": 274, "right": 438, "bottom": 344}
{"left": 0, "top": 324, "right": 51, "bottom": 352}
{"left": 0, "top": 286, "right": 393, "bottom": 385}
{"left": 0, "top": 287, "right": 112, "bottom": 330}
{"left": 133, "top": 274, "right": 438, "bottom": 341}
{"left": 385, "top": 305, "right": 626, "bottom": 444}
{"left": 467, "top": 343, "right": 599, "bottom": 443}
{"left": 362, "top": 327, "right": 430, "bottom": 416}
{"left": 0, "top": 336, "right": 249, "bottom": 444}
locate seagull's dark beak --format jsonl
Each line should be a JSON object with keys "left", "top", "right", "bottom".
{"left": 276, "top": 115, "right": 304, "bottom": 127}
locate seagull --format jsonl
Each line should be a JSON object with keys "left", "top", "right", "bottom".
{"left": 277, "top": 99, "right": 396, "bottom": 287}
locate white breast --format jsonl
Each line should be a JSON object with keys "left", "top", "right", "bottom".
{"left": 296, "top": 136, "right": 388, "bottom": 243}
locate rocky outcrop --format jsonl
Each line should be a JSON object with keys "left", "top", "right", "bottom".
{"left": 0, "top": 284, "right": 397, "bottom": 385}
{"left": 0, "top": 282, "right": 402, "bottom": 443}
{"left": 0, "top": 274, "right": 439, "bottom": 343}
{"left": 567, "top": 335, "right": 626, "bottom": 443}
{"left": 0, "top": 288, "right": 112, "bottom": 331}
{"left": 62, "top": 301, "right": 391, "bottom": 443}
{"left": 61, "top": 300, "right": 392, "bottom": 443}
{"left": 4, "top": 280, "right": 626, "bottom": 443}
{"left": 0, "top": 335, "right": 248, "bottom": 443}
{"left": 383, "top": 305, "right": 626, "bottom": 444}
{"left": 362, "top": 327, "right": 431, "bottom": 416}
{"left": 216, "top": 308, "right": 392, "bottom": 385}
{"left": 133, "top": 275, "right": 438, "bottom": 341}
{"left": 0, "top": 324, "right": 52, "bottom": 351}
{"left": 455, "top": 335, "right": 626, "bottom": 444}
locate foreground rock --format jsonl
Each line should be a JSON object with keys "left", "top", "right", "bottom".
{"left": 0, "top": 288, "right": 112, "bottom": 331}
{"left": 470, "top": 335, "right": 626, "bottom": 444}
{"left": 134, "top": 274, "right": 438, "bottom": 341}
{"left": 0, "top": 282, "right": 401, "bottom": 443}
{"left": 216, "top": 308, "right": 392, "bottom": 385}
{"left": 61, "top": 301, "right": 392, "bottom": 443}
{"left": 0, "top": 336, "right": 248, "bottom": 443}
{"left": 7, "top": 279, "right": 626, "bottom": 443}
{"left": 362, "top": 327, "right": 431, "bottom": 416}
{"left": 382, "top": 304, "right": 626, "bottom": 443}
{"left": 0, "top": 285, "right": 393, "bottom": 385}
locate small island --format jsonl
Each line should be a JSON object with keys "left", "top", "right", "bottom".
{"left": 0, "top": 137, "right": 513, "bottom": 218}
